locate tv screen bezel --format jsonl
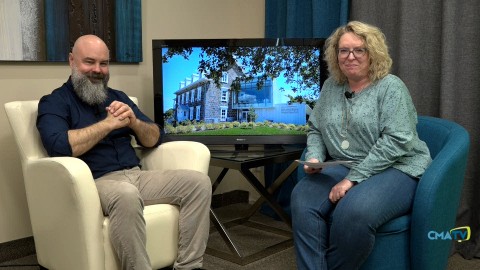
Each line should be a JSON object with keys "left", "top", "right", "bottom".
{"left": 152, "top": 38, "right": 328, "bottom": 148}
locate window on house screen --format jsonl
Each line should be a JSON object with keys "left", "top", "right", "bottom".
{"left": 221, "top": 87, "right": 228, "bottom": 102}
{"left": 221, "top": 72, "right": 228, "bottom": 83}
{"left": 220, "top": 106, "right": 227, "bottom": 121}
{"left": 196, "top": 106, "right": 201, "bottom": 121}
{"left": 197, "top": 87, "right": 202, "bottom": 101}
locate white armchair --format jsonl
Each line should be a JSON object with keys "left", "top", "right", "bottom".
{"left": 4, "top": 99, "right": 211, "bottom": 270}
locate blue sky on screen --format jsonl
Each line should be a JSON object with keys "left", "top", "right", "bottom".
{"left": 161, "top": 47, "right": 314, "bottom": 111}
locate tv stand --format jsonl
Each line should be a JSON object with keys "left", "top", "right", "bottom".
{"left": 235, "top": 144, "right": 249, "bottom": 151}
{"left": 264, "top": 144, "right": 286, "bottom": 152}
{"left": 209, "top": 144, "right": 287, "bottom": 155}
{"left": 207, "top": 146, "right": 304, "bottom": 264}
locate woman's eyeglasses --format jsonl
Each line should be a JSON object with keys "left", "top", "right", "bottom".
{"left": 338, "top": 48, "right": 368, "bottom": 58}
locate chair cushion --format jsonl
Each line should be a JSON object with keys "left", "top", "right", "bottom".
{"left": 376, "top": 214, "right": 410, "bottom": 234}
{"left": 361, "top": 215, "right": 411, "bottom": 270}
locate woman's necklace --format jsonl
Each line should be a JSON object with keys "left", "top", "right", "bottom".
{"left": 340, "top": 104, "right": 350, "bottom": 150}
{"left": 339, "top": 82, "right": 368, "bottom": 150}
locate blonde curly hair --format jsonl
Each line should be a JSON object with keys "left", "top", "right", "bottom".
{"left": 324, "top": 21, "right": 392, "bottom": 84}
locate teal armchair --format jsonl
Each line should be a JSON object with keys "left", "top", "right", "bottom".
{"left": 296, "top": 116, "right": 470, "bottom": 270}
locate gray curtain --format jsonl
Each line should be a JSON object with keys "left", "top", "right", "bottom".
{"left": 351, "top": 0, "right": 480, "bottom": 259}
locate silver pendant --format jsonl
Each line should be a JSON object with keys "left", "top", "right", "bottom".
{"left": 341, "top": 140, "right": 350, "bottom": 150}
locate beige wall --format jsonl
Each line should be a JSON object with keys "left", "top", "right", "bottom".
{"left": 0, "top": 0, "right": 265, "bottom": 243}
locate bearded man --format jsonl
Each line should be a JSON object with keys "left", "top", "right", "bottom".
{"left": 36, "top": 34, "right": 211, "bottom": 270}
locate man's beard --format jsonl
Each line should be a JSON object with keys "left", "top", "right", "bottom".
{"left": 71, "top": 68, "right": 110, "bottom": 106}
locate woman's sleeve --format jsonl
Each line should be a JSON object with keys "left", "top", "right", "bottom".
{"left": 305, "top": 91, "right": 328, "bottom": 162}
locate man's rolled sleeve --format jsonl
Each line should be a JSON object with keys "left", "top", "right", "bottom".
{"left": 36, "top": 96, "right": 73, "bottom": 157}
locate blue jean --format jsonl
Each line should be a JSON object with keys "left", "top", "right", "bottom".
{"left": 291, "top": 165, "right": 418, "bottom": 270}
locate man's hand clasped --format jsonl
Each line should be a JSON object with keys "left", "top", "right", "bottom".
{"left": 105, "top": 101, "right": 136, "bottom": 129}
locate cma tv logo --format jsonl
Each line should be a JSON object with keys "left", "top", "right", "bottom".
{"left": 428, "top": 226, "right": 471, "bottom": 242}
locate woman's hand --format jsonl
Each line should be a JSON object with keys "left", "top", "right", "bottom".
{"left": 329, "top": 179, "right": 356, "bottom": 203}
{"left": 304, "top": 158, "right": 322, "bottom": 174}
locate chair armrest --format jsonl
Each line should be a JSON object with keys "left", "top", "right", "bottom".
{"left": 24, "top": 157, "right": 105, "bottom": 269}
{"left": 410, "top": 127, "right": 470, "bottom": 270}
{"left": 140, "top": 141, "right": 211, "bottom": 174}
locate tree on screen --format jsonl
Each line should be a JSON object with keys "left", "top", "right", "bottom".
{"left": 162, "top": 46, "right": 323, "bottom": 100}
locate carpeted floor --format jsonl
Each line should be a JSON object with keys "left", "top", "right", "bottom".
{"left": 204, "top": 203, "right": 296, "bottom": 269}
{"left": 0, "top": 203, "right": 479, "bottom": 269}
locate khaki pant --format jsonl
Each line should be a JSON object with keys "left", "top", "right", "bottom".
{"left": 96, "top": 167, "right": 211, "bottom": 270}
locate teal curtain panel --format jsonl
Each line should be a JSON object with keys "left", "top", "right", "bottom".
{"left": 265, "top": 0, "right": 349, "bottom": 38}
{"left": 115, "top": 0, "right": 142, "bottom": 62}
{"left": 45, "top": 0, "right": 69, "bottom": 62}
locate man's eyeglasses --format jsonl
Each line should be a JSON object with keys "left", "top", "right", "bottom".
{"left": 338, "top": 48, "right": 368, "bottom": 58}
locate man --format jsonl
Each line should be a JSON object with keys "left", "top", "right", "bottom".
{"left": 36, "top": 34, "right": 211, "bottom": 270}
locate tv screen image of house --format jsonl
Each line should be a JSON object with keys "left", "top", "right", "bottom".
{"left": 152, "top": 39, "right": 327, "bottom": 146}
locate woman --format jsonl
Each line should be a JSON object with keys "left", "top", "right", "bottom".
{"left": 290, "top": 21, "right": 432, "bottom": 270}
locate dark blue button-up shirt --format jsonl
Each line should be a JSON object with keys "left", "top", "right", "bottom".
{"left": 36, "top": 78, "right": 162, "bottom": 179}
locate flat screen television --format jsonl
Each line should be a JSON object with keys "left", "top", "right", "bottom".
{"left": 152, "top": 38, "right": 327, "bottom": 151}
